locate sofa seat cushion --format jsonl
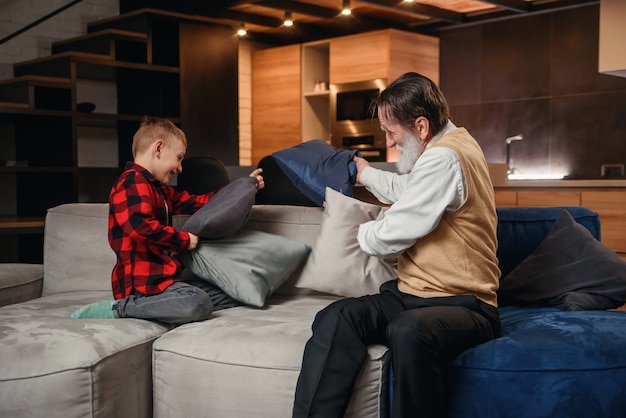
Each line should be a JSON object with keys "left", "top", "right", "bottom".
{"left": 0, "top": 291, "right": 170, "bottom": 418}
{"left": 447, "top": 306, "right": 626, "bottom": 417}
{"left": 153, "top": 295, "right": 390, "bottom": 418}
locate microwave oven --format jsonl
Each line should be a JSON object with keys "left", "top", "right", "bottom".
{"left": 330, "top": 79, "right": 387, "bottom": 160}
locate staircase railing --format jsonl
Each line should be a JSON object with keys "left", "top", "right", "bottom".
{"left": 0, "top": 0, "right": 84, "bottom": 46}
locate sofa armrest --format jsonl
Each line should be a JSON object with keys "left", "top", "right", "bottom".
{"left": 0, "top": 263, "right": 44, "bottom": 307}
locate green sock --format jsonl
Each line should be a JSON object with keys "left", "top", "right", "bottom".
{"left": 70, "top": 300, "right": 116, "bottom": 319}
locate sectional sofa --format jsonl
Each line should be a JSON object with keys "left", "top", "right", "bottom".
{"left": 1, "top": 194, "right": 625, "bottom": 417}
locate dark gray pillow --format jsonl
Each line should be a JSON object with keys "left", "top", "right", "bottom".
{"left": 182, "top": 176, "right": 257, "bottom": 239}
{"left": 498, "top": 210, "right": 626, "bottom": 311}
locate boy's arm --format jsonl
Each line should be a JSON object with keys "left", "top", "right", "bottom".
{"left": 169, "top": 186, "right": 216, "bottom": 215}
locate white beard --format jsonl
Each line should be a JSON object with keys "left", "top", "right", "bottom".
{"left": 395, "top": 132, "right": 425, "bottom": 174}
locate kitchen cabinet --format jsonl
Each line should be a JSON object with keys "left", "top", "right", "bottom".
{"left": 329, "top": 29, "right": 439, "bottom": 85}
{"left": 599, "top": 0, "right": 626, "bottom": 77}
{"left": 494, "top": 187, "right": 626, "bottom": 258}
{"left": 252, "top": 29, "right": 439, "bottom": 162}
{"left": 493, "top": 190, "right": 517, "bottom": 206}
{"left": 581, "top": 190, "right": 626, "bottom": 254}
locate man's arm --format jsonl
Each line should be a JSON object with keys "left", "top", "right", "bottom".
{"left": 357, "top": 148, "right": 465, "bottom": 258}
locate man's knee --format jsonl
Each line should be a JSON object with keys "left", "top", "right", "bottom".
{"left": 386, "top": 311, "right": 436, "bottom": 349}
{"left": 312, "top": 298, "right": 363, "bottom": 330}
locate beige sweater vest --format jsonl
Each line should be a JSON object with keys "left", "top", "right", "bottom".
{"left": 397, "top": 128, "right": 500, "bottom": 307}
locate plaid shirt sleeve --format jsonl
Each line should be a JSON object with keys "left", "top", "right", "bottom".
{"left": 108, "top": 166, "right": 214, "bottom": 298}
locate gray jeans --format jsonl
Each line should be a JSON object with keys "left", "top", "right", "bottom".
{"left": 114, "top": 276, "right": 240, "bottom": 325}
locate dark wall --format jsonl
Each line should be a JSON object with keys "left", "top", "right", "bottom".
{"left": 440, "top": 4, "right": 626, "bottom": 179}
{"left": 179, "top": 22, "right": 239, "bottom": 165}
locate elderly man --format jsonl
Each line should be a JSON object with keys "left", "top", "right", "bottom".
{"left": 292, "top": 72, "right": 501, "bottom": 418}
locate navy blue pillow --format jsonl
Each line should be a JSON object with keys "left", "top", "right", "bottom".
{"left": 271, "top": 139, "right": 360, "bottom": 206}
{"left": 498, "top": 210, "right": 626, "bottom": 310}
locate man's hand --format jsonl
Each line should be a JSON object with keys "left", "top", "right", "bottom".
{"left": 249, "top": 168, "right": 265, "bottom": 190}
{"left": 353, "top": 155, "right": 370, "bottom": 184}
{"left": 188, "top": 232, "right": 199, "bottom": 250}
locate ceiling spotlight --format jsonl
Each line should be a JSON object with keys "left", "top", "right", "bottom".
{"left": 283, "top": 11, "right": 294, "bottom": 27}
{"left": 403, "top": 0, "right": 415, "bottom": 3}
{"left": 236, "top": 23, "right": 247, "bottom": 37}
{"left": 341, "top": 0, "right": 352, "bottom": 15}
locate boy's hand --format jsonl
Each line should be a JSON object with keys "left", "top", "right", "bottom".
{"left": 188, "top": 232, "right": 199, "bottom": 250}
{"left": 249, "top": 168, "right": 265, "bottom": 190}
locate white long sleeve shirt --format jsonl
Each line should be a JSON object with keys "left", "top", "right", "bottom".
{"left": 356, "top": 121, "right": 466, "bottom": 258}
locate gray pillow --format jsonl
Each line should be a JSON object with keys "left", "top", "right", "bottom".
{"left": 295, "top": 187, "right": 397, "bottom": 297}
{"left": 182, "top": 176, "right": 257, "bottom": 239}
{"left": 180, "top": 230, "right": 311, "bottom": 307}
{"left": 498, "top": 210, "right": 626, "bottom": 311}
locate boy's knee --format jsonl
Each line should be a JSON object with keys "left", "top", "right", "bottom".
{"left": 171, "top": 286, "right": 214, "bottom": 323}
{"left": 186, "top": 289, "right": 214, "bottom": 321}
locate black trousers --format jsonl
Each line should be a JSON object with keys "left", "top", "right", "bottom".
{"left": 292, "top": 280, "right": 500, "bottom": 418}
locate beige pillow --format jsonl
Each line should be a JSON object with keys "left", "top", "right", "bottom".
{"left": 295, "top": 187, "right": 397, "bottom": 297}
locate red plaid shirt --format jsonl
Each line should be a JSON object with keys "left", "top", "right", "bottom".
{"left": 109, "top": 162, "right": 213, "bottom": 299}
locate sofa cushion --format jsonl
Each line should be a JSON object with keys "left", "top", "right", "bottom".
{"left": 152, "top": 295, "right": 389, "bottom": 418}
{"left": 0, "top": 291, "right": 170, "bottom": 417}
{"left": 296, "top": 187, "right": 397, "bottom": 297}
{"left": 181, "top": 176, "right": 257, "bottom": 239}
{"left": 447, "top": 306, "right": 626, "bottom": 417}
{"left": 180, "top": 230, "right": 311, "bottom": 307}
{"left": 0, "top": 263, "right": 43, "bottom": 307}
{"left": 255, "top": 155, "right": 318, "bottom": 206}
{"left": 43, "top": 203, "right": 115, "bottom": 296}
{"left": 240, "top": 205, "right": 325, "bottom": 296}
{"left": 271, "top": 139, "right": 360, "bottom": 206}
{"left": 498, "top": 210, "right": 626, "bottom": 310}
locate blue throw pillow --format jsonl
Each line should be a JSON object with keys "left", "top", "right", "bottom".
{"left": 272, "top": 139, "right": 360, "bottom": 206}
{"left": 498, "top": 210, "right": 626, "bottom": 310}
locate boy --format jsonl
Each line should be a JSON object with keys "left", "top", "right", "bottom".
{"left": 71, "top": 116, "right": 264, "bottom": 324}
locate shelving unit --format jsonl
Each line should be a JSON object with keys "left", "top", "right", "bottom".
{"left": 301, "top": 41, "right": 330, "bottom": 143}
{"left": 0, "top": 12, "right": 183, "bottom": 263}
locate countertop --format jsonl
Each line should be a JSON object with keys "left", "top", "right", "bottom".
{"left": 494, "top": 179, "right": 626, "bottom": 188}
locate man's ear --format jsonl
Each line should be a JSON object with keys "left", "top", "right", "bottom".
{"left": 414, "top": 116, "right": 430, "bottom": 141}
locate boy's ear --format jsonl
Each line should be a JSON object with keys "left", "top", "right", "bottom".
{"left": 154, "top": 140, "right": 164, "bottom": 158}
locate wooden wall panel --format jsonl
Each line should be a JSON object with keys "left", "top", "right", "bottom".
{"left": 251, "top": 44, "right": 301, "bottom": 165}
{"left": 389, "top": 30, "right": 439, "bottom": 84}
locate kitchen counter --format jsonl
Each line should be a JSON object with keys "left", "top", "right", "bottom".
{"left": 495, "top": 179, "right": 626, "bottom": 188}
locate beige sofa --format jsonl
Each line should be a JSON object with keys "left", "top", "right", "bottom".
{"left": 0, "top": 202, "right": 389, "bottom": 418}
